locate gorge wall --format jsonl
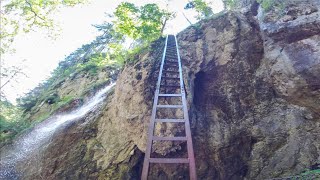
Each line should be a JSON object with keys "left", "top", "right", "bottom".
{"left": 9, "top": 0, "right": 320, "bottom": 179}
{"left": 177, "top": 0, "right": 320, "bottom": 178}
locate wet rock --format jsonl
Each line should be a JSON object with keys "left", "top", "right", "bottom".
{"left": 46, "top": 93, "right": 59, "bottom": 104}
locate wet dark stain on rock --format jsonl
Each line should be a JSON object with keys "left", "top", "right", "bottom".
{"left": 134, "top": 63, "right": 141, "bottom": 70}
{"left": 135, "top": 72, "right": 142, "bottom": 80}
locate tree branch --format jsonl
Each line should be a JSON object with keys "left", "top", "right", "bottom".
{"left": 182, "top": 12, "right": 193, "bottom": 25}
{"left": 0, "top": 71, "right": 18, "bottom": 90}
{"left": 25, "top": 0, "right": 46, "bottom": 22}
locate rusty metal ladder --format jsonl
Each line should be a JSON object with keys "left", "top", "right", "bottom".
{"left": 141, "top": 35, "right": 197, "bottom": 180}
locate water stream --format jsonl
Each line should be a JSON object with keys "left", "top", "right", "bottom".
{"left": 0, "top": 83, "right": 115, "bottom": 179}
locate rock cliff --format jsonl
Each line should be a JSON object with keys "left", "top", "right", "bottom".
{"left": 9, "top": 0, "right": 320, "bottom": 179}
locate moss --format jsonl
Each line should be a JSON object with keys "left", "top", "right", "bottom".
{"left": 52, "top": 95, "right": 74, "bottom": 109}
{"left": 257, "top": 0, "right": 285, "bottom": 12}
{"left": 81, "top": 79, "right": 110, "bottom": 97}
{"left": 28, "top": 95, "right": 79, "bottom": 123}
{"left": 224, "top": 0, "right": 237, "bottom": 10}
{"left": 33, "top": 112, "right": 51, "bottom": 123}
{"left": 51, "top": 96, "right": 84, "bottom": 113}
{"left": 45, "top": 93, "right": 59, "bottom": 104}
{"left": 300, "top": 169, "right": 320, "bottom": 177}
{"left": 96, "top": 146, "right": 143, "bottom": 180}
{"left": 277, "top": 169, "right": 320, "bottom": 179}
{"left": 126, "top": 45, "right": 150, "bottom": 64}
{"left": 52, "top": 79, "right": 65, "bottom": 89}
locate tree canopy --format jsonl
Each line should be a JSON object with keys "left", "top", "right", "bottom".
{"left": 185, "top": 0, "right": 213, "bottom": 20}
{"left": 0, "top": 0, "right": 88, "bottom": 54}
{"left": 113, "top": 2, "right": 174, "bottom": 42}
{"left": 222, "top": 0, "right": 237, "bottom": 10}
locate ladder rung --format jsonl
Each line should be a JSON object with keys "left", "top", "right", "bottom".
{"left": 153, "top": 136, "right": 187, "bottom": 141}
{"left": 166, "top": 61, "right": 178, "bottom": 64}
{"left": 166, "top": 53, "right": 176, "bottom": 56}
{"left": 156, "top": 105, "right": 183, "bottom": 108}
{"left": 160, "top": 85, "right": 180, "bottom": 89}
{"left": 166, "top": 61, "right": 177, "bottom": 64}
{"left": 165, "top": 60, "right": 178, "bottom": 62}
{"left": 162, "top": 70, "right": 179, "bottom": 74}
{"left": 164, "top": 64, "right": 178, "bottom": 67}
{"left": 161, "top": 77, "right": 180, "bottom": 80}
{"left": 149, "top": 158, "right": 189, "bottom": 164}
{"left": 166, "top": 56, "right": 177, "bottom": 59}
{"left": 155, "top": 119, "right": 185, "bottom": 122}
{"left": 158, "top": 94, "right": 181, "bottom": 97}
{"left": 160, "top": 84, "right": 180, "bottom": 87}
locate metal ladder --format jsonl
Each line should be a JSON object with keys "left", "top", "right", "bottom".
{"left": 141, "top": 35, "right": 197, "bottom": 180}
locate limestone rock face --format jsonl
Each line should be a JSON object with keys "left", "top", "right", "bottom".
{"left": 91, "top": 1, "right": 320, "bottom": 178}
{"left": 10, "top": 0, "right": 320, "bottom": 179}
{"left": 176, "top": 1, "right": 320, "bottom": 178}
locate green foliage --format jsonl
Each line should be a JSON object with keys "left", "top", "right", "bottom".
{"left": 0, "top": 117, "right": 30, "bottom": 147}
{"left": 0, "top": 101, "right": 22, "bottom": 123}
{"left": 223, "top": 0, "right": 237, "bottom": 10}
{"left": 4, "top": 1, "right": 173, "bottom": 107}
{"left": 17, "top": 50, "right": 116, "bottom": 115}
{"left": 256, "top": 0, "right": 284, "bottom": 12}
{"left": 126, "top": 44, "right": 150, "bottom": 63}
{"left": 81, "top": 79, "right": 110, "bottom": 96}
{"left": 257, "top": 0, "right": 275, "bottom": 11}
{"left": 107, "top": 43, "right": 126, "bottom": 66}
{"left": 81, "top": 53, "right": 109, "bottom": 72}
{"left": 0, "top": 93, "right": 80, "bottom": 147}
{"left": 185, "top": 0, "right": 213, "bottom": 20}
{"left": 1, "top": 0, "right": 88, "bottom": 54}
{"left": 277, "top": 169, "right": 320, "bottom": 179}
{"left": 33, "top": 113, "right": 51, "bottom": 123}
{"left": 0, "top": 101, "right": 29, "bottom": 147}
{"left": 45, "top": 93, "right": 59, "bottom": 104}
{"left": 300, "top": 169, "right": 320, "bottom": 176}
{"left": 114, "top": 2, "right": 139, "bottom": 39}
{"left": 11, "top": 2, "right": 170, "bottom": 146}
{"left": 113, "top": 2, "right": 174, "bottom": 42}
{"left": 17, "top": 92, "right": 39, "bottom": 112}
{"left": 51, "top": 95, "right": 77, "bottom": 112}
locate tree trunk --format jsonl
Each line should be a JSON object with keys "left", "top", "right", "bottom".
{"left": 182, "top": 12, "right": 193, "bottom": 25}
{"left": 161, "top": 18, "right": 168, "bottom": 34}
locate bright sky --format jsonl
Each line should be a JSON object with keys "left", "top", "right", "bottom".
{"left": 1, "top": 0, "right": 224, "bottom": 104}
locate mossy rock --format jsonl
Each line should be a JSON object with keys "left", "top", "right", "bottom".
{"left": 46, "top": 93, "right": 59, "bottom": 104}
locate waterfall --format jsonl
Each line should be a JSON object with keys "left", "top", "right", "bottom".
{"left": 0, "top": 83, "right": 115, "bottom": 179}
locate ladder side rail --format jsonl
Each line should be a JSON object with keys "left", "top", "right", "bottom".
{"left": 174, "top": 35, "right": 197, "bottom": 180}
{"left": 174, "top": 35, "right": 184, "bottom": 92}
{"left": 157, "top": 35, "right": 169, "bottom": 90}
{"left": 141, "top": 35, "right": 169, "bottom": 180}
